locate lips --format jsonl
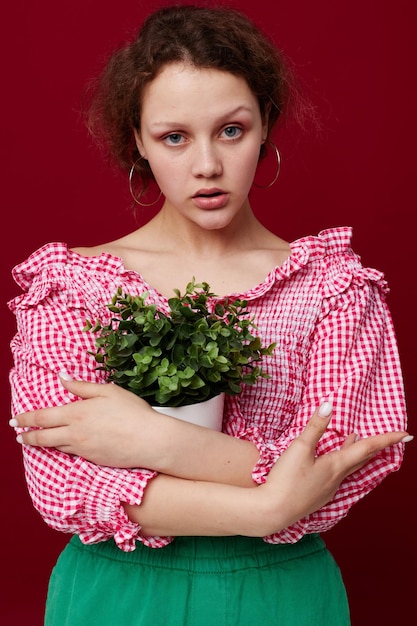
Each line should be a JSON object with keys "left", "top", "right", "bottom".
{"left": 192, "top": 188, "right": 229, "bottom": 210}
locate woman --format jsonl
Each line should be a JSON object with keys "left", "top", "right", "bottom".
{"left": 8, "top": 5, "right": 409, "bottom": 625}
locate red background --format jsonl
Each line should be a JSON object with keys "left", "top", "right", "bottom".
{"left": 1, "top": 1, "right": 416, "bottom": 624}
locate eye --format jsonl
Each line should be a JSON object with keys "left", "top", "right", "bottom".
{"left": 221, "top": 126, "right": 242, "bottom": 140}
{"left": 164, "top": 133, "right": 185, "bottom": 146}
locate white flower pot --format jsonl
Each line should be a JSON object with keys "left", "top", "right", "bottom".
{"left": 152, "top": 393, "right": 225, "bottom": 430}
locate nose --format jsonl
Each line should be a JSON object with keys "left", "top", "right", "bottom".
{"left": 191, "top": 141, "right": 222, "bottom": 178}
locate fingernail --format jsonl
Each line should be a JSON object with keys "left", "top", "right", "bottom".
{"left": 354, "top": 434, "right": 360, "bottom": 442}
{"left": 59, "top": 371, "right": 73, "bottom": 381}
{"left": 318, "top": 401, "right": 333, "bottom": 417}
{"left": 9, "top": 418, "right": 19, "bottom": 428}
{"left": 401, "top": 435, "right": 414, "bottom": 443}
{"left": 16, "top": 434, "right": 23, "bottom": 444}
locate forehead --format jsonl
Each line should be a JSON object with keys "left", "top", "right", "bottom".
{"left": 140, "top": 62, "right": 259, "bottom": 121}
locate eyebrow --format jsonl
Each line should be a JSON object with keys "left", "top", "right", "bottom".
{"left": 148, "top": 105, "right": 254, "bottom": 130}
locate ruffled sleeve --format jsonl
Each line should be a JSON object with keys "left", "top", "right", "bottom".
{"left": 8, "top": 243, "right": 172, "bottom": 551}
{"left": 241, "top": 228, "right": 407, "bottom": 542}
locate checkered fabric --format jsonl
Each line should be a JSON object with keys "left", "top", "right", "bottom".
{"left": 8, "top": 227, "right": 407, "bottom": 551}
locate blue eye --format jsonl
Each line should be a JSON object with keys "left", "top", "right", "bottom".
{"left": 222, "top": 126, "right": 242, "bottom": 139}
{"left": 165, "top": 133, "right": 184, "bottom": 145}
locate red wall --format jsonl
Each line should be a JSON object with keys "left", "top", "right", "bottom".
{"left": 1, "top": 1, "right": 415, "bottom": 624}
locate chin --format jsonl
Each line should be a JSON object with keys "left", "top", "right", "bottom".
{"left": 197, "top": 217, "right": 234, "bottom": 231}
{"left": 196, "top": 208, "right": 238, "bottom": 229}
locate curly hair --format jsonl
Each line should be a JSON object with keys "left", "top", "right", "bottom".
{"left": 85, "top": 4, "right": 305, "bottom": 189}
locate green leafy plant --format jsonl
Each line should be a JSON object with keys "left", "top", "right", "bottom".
{"left": 84, "top": 278, "right": 276, "bottom": 407}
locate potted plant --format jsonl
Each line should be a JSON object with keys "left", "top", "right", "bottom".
{"left": 84, "top": 279, "right": 275, "bottom": 429}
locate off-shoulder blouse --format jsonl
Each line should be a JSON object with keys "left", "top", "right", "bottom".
{"left": 8, "top": 227, "right": 407, "bottom": 551}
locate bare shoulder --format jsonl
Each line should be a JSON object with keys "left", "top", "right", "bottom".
{"left": 71, "top": 229, "right": 146, "bottom": 260}
{"left": 254, "top": 225, "right": 291, "bottom": 262}
{"left": 71, "top": 244, "right": 109, "bottom": 258}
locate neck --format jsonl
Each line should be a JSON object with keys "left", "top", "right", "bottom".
{"left": 149, "top": 203, "right": 266, "bottom": 257}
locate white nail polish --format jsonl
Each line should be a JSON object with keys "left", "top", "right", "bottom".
{"left": 16, "top": 434, "right": 23, "bottom": 444}
{"left": 9, "top": 418, "right": 19, "bottom": 428}
{"left": 401, "top": 435, "right": 414, "bottom": 443}
{"left": 318, "top": 401, "right": 333, "bottom": 417}
{"left": 59, "top": 371, "right": 73, "bottom": 381}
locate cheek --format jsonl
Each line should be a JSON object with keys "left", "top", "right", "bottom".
{"left": 150, "top": 161, "right": 184, "bottom": 198}
{"left": 146, "top": 153, "right": 180, "bottom": 185}
{"left": 232, "top": 149, "right": 259, "bottom": 185}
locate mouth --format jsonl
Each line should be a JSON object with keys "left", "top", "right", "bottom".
{"left": 192, "top": 189, "right": 229, "bottom": 210}
{"left": 193, "top": 188, "right": 225, "bottom": 199}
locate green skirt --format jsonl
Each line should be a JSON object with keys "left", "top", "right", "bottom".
{"left": 45, "top": 534, "right": 350, "bottom": 625}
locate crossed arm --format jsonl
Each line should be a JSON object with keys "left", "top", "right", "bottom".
{"left": 11, "top": 377, "right": 410, "bottom": 538}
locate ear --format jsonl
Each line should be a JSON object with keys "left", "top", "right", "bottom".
{"left": 261, "top": 101, "right": 271, "bottom": 143}
{"left": 133, "top": 128, "right": 146, "bottom": 159}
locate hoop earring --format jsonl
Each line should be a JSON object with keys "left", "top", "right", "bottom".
{"left": 128, "top": 158, "right": 162, "bottom": 206}
{"left": 253, "top": 142, "right": 281, "bottom": 189}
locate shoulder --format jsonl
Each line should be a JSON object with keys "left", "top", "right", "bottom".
{"left": 291, "top": 226, "right": 354, "bottom": 260}
{"left": 12, "top": 242, "right": 70, "bottom": 285}
{"left": 70, "top": 229, "right": 150, "bottom": 268}
{"left": 288, "top": 227, "right": 388, "bottom": 298}
{"left": 11, "top": 242, "right": 124, "bottom": 290}
{"left": 8, "top": 242, "right": 127, "bottom": 314}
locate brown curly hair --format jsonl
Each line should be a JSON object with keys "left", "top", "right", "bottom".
{"left": 85, "top": 4, "right": 303, "bottom": 189}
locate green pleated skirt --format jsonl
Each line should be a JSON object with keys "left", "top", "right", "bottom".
{"left": 45, "top": 534, "right": 350, "bottom": 625}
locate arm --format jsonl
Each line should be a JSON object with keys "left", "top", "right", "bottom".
{"left": 9, "top": 244, "right": 410, "bottom": 545}
{"left": 14, "top": 398, "right": 409, "bottom": 538}
{"left": 124, "top": 404, "right": 409, "bottom": 537}
{"left": 240, "top": 268, "right": 408, "bottom": 542}
{"left": 7, "top": 245, "right": 259, "bottom": 553}
{"left": 13, "top": 376, "right": 260, "bottom": 486}
{"left": 9, "top": 314, "right": 161, "bottom": 550}
{"left": 11, "top": 304, "right": 409, "bottom": 543}
{"left": 8, "top": 248, "right": 172, "bottom": 551}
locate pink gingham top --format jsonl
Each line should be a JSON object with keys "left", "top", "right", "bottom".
{"left": 8, "top": 227, "right": 407, "bottom": 552}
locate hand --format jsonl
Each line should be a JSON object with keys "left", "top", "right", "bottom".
{"left": 260, "top": 402, "right": 412, "bottom": 534}
{"left": 10, "top": 375, "right": 164, "bottom": 468}
{"left": 124, "top": 404, "right": 412, "bottom": 538}
{"left": 10, "top": 375, "right": 261, "bottom": 485}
